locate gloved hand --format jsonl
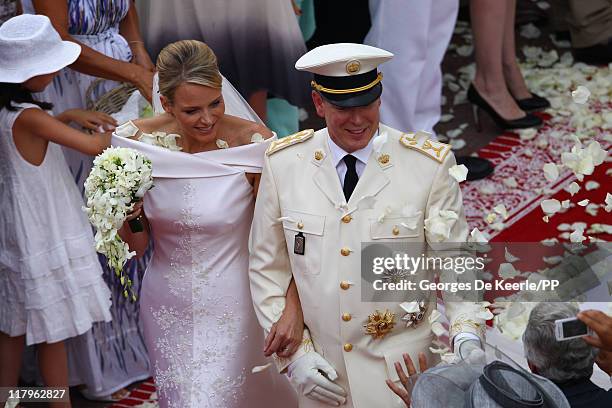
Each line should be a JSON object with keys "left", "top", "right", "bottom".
{"left": 287, "top": 352, "right": 347, "bottom": 406}
{"left": 456, "top": 338, "right": 485, "bottom": 364}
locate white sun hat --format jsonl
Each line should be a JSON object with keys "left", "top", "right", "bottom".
{"left": 0, "top": 14, "right": 81, "bottom": 83}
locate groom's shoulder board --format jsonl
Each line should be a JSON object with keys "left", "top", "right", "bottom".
{"left": 399, "top": 130, "right": 451, "bottom": 163}
{"left": 266, "top": 129, "right": 315, "bottom": 156}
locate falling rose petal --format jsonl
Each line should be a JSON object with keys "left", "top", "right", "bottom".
{"left": 400, "top": 301, "right": 420, "bottom": 314}
{"left": 541, "top": 199, "right": 561, "bottom": 215}
{"left": 252, "top": 363, "right": 272, "bottom": 373}
{"left": 565, "top": 182, "right": 581, "bottom": 196}
{"left": 557, "top": 223, "right": 571, "bottom": 231}
{"left": 447, "top": 128, "right": 464, "bottom": 139}
{"left": 543, "top": 215, "right": 550, "bottom": 223}
{"left": 543, "top": 163, "right": 559, "bottom": 182}
{"left": 569, "top": 227, "right": 586, "bottom": 243}
{"left": 505, "top": 247, "right": 520, "bottom": 263}
{"left": 561, "top": 200, "right": 570, "bottom": 209}
{"left": 469, "top": 227, "right": 489, "bottom": 243}
{"left": 578, "top": 199, "right": 589, "bottom": 206}
{"left": 448, "top": 164, "right": 469, "bottom": 183}
{"left": 543, "top": 256, "right": 563, "bottom": 265}
{"left": 250, "top": 133, "right": 265, "bottom": 143}
{"left": 585, "top": 203, "right": 599, "bottom": 217}
{"left": 571, "top": 222, "right": 587, "bottom": 230}
{"left": 493, "top": 204, "right": 509, "bottom": 220}
{"left": 499, "top": 263, "right": 520, "bottom": 279}
{"left": 503, "top": 177, "right": 518, "bottom": 188}
{"left": 585, "top": 181, "right": 600, "bottom": 191}
{"left": 541, "top": 238, "right": 558, "bottom": 246}
{"left": 605, "top": 193, "right": 612, "bottom": 212}
{"left": 520, "top": 23, "right": 541, "bottom": 39}
{"left": 450, "top": 138, "right": 466, "bottom": 150}
{"left": 431, "top": 322, "right": 447, "bottom": 337}
{"left": 571, "top": 86, "right": 591, "bottom": 104}
{"left": 430, "top": 346, "right": 451, "bottom": 355}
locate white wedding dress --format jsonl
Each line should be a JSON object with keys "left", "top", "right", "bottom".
{"left": 112, "top": 126, "right": 295, "bottom": 407}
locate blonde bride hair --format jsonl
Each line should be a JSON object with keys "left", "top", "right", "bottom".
{"left": 156, "top": 40, "right": 222, "bottom": 103}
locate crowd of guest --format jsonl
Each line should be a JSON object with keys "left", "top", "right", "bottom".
{"left": 0, "top": 1, "right": 610, "bottom": 407}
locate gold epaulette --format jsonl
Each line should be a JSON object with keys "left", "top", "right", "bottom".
{"left": 266, "top": 129, "right": 315, "bottom": 156}
{"left": 399, "top": 132, "right": 451, "bottom": 163}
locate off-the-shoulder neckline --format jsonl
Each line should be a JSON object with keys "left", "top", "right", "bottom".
{"left": 120, "top": 120, "right": 275, "bottom": 152}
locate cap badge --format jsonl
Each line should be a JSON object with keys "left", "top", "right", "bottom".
{"left": 346, "top": 60, "right": 361, "bottom": 74}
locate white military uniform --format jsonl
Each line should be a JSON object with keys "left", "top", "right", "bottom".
{"left": 249, "top": 125, "right": 486, "bottom": 408}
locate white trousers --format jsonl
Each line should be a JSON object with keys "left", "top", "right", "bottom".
{"left": 365, "top": 0, "right": 459, "bottom": 135}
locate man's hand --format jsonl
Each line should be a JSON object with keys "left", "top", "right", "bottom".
{"left": 578, "top": 310, "right": 612, "bottom": 352}
{"left": 595, "top": 349, "right": 612, "bottom": 376}
{"left": 288, "top": 352, "right": 347, "bottom": 406}
{"left": 386, "top": 352, "right": 428, "bottom": 407}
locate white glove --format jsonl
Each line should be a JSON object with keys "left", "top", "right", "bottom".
{"left": 456, "top": 338, "right": 485, "bottom": 364}
{"left": 287, "top": 352, "right": 347, "bottom": 406}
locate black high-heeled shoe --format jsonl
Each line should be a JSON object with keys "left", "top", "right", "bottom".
{"left": 515, "top": 92, "right": 550, "bottom": 112}
{"left": 467, "top": 84, "right": 543, "bottom": 131}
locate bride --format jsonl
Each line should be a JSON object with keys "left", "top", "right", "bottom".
{"left": 114, "top": 40, "right": 300, "bottom": 407}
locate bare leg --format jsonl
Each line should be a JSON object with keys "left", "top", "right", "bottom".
{"left": 0, "top": 332, "right": 25, "bottom": 387}
{"left": 502, "top": 0, "right": 532, "bottom": 99}
{"left": 471, "top": 0, "right": 525, "bottom": 119}
{"left": 248, "top": 90, "right": 268, "bottom": 123}
{"left": 38, "top": 341, "right": 71, "bottom": 408}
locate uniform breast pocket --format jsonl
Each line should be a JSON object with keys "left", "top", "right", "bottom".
{"left": 281, "top": 209, "right": 325, "bottom": 276}
{"left": 370, "top": 212, "right": 423, "bottom": 240}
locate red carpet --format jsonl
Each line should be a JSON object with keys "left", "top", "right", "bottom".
{"left": 461, "top": 112, "right": 611, "bottom": 243}
{"left": 109, "top": 379, "right": 157, "bottom": 407}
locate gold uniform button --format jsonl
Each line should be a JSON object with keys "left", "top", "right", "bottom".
{"left": 341, "top": 214, "right": 352, "bottom": 223}
{"left": 340, "top": 281, "right": 350, "bottom": 290}
{"left": 343, "top": 343, "right": 353, "bottom": 352}
{"left": 342, "top": 313, "right": 352, "bottom": 322}
{"left": 297, "top": 222, "right": 304, "bottom": 230}
{"left": 340, "top": 247, "right": 351, "bottom": 256}
{"left": 392, "top": 226, "right": 400, "bottom": 236}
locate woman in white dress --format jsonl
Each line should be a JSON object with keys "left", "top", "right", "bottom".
{"left": 113, "top": 40, "right": 301, "bottom": 407}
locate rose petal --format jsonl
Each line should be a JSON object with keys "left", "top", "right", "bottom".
{"left": 565, "top": 182, "right": 580, "bottom": 196}
{"left": 571, "top": 85, "right": 591, "bottom": 104}
{"left": 541, "top": 199, "right": 561, "bottom": 215}
{"left": 577, "top": 199, "right": 589, "bottom": 206}
{"left": 543, "top": 163, "right": 559, "bottom": 182}
{"left": 505, "top": 247, "right": 520, "bottom": 263}
{"left": 449, "top": 164, "right": 469, "bottom": 183}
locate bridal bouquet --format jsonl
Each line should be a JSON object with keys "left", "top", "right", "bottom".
{"left": 83, "top": 146, "right": 153, "bottom": 300}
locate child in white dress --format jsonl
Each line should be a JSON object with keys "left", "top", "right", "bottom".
{"left": 0, "top": 15, "right": 114, "bottom": 405}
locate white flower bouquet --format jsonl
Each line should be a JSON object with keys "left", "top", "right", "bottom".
{"left": 83, "top": 146, "right": 153, "bottom": 300}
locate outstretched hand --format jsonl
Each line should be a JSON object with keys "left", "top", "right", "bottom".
{"left": 386, "top": 352, "right": 428, "bottom": 407}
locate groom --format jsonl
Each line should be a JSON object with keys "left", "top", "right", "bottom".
{"left": 249, "top": 43, "right": 485, "bottom": 407}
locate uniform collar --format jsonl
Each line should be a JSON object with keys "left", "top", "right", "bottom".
{"left": 327, "top": 129, "right": 377, "bottom": 168}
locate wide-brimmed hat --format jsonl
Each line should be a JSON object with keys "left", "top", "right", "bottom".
{"left": 0, "top": 14, "right": 81, "bottom": 83}
{"left": 295, "top": 43, "right": 393, "bottom": 108}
